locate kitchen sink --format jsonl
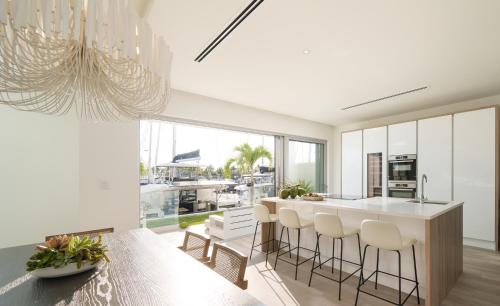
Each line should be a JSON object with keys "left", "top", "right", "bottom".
{"left": 406, "top": 199, "right": 449, "bottom": 205}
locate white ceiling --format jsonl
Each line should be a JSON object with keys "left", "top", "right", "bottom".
{"left": 148, "top": 0, "right": 500, "bottom": 126}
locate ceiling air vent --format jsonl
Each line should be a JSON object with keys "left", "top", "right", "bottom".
{"left": 194, "top": 0, "right": 264, "bottom": 62}
{"left": 341, "top": 86, "right": 428, "bottom": 110}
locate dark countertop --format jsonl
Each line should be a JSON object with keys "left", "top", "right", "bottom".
{"left": 0, "top": 229, "right": 263, "bottom": 306}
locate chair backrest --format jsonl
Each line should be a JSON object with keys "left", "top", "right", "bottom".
{"left": 178, "top": 230, "right": 211, "bottom": 261}
{"left": 207, "top": 243, "right": 248, "bottom": 290}
{"left": 360, "top": 220, "right": 403, "bottom": 250}
{"left": 314, "top": 213, "right": 344, "bottom": 238}
{"left": 254, "top": 204, "right": 271, "bottom": 223}
{"left": 45, "top": 227, "right": 114, "bottom": 241}
{"left": 279, "top": 207, "right": 300, "bottom": 229}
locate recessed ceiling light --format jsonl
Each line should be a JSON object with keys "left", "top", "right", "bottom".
{"left": 303, "top": 49, "right": 311, "bottom": 55}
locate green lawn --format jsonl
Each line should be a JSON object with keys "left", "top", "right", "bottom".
{"left": 146, "top": 211, "right": 223, "bottom": 229}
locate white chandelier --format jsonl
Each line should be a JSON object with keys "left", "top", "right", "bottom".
{"left": 0, "top": 0, "right": 172, "bottom": 120}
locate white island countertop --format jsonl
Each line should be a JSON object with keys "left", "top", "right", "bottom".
{"left": 262, "top": 196, "right": 464, "bottom": 220}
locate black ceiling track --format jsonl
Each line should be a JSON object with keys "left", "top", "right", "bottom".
{"left": 194, "top": 0, "right": 264, "bottom": 62}
{"left": 341, "top": 86, "right": 428, "bottom": 110}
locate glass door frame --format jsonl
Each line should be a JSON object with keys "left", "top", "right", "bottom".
{"left": 283, "top": 136, "right": 328, "bottom": 193}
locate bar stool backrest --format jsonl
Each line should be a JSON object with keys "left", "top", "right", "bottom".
{"left": 279, "top": 208, "right": 300, "bottom": 229}
{"left": 361, "top": 220, "right": 403, "bottom": 251}
{"left": 254, "top": 204, "right": 272, "bottom": 223}
{"left": 314, "top": 213, "right": 343, "bottom": 237}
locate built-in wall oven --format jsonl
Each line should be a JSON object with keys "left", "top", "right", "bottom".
{"left": 388, "top": 154, "right": 417, "bottom": 198}
{"left": 388, "top": 154, "right": 417, "bottom": 181}
{"left": 388, "top": 181, "right": 416, "bottom": 198}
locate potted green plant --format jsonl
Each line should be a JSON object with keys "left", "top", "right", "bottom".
{"left": 26, "top": 235, "right": 110, "bottom": 278}
{"left": 279, "top": 183, "right": 307, "bottom": 199}
{"left": 279, "top": 180, "right": 312, "bottom": 199}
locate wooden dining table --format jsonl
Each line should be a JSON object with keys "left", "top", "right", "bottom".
{"left": 0, "top": 228, "right": 263, "bottom": 306}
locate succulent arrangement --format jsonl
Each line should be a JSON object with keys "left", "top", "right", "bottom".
{"left": 278, "top": 183, "right": 307, "bottom": 199}
{"left": 26, "top": 235, "right": 110, "bottom": 272}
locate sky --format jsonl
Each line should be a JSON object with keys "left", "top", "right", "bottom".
{"left": 140, "top": 120, "right": 275, "bottom": 169}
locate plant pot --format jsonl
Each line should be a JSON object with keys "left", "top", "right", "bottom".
{"left": 31, "top": 261, "right": 101, "bottom": 278}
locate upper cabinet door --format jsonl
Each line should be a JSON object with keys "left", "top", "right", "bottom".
{"left": 417, "top": 115, "right": 452, "bottom": 201}
{"left": 388, "top": 121, "right": 417, "bottom": 155}
{"left": 342, "top": 130, "right": 363, "bottom": 197}
{"left": 363, "top": 126, "right": 387, "bottom": 197}
{"left": 454, "top": 108, "right": 496, "bottom": 247}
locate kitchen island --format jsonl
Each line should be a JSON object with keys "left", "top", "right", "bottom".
{"left": 261, "top": 196, "right": 463, "bottom": 306}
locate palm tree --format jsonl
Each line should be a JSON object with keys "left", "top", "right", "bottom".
{"left": 224, "top": 143, "right": 273, "bottom": 186}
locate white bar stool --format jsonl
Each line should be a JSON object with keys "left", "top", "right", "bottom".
{"left": 273, "top": 207, "right": 315, "bottom": 280}
{"left": 249, "top": 204, "right": 279, "bottom": 266}
{"left": 308, "top": 213, "right": 363, "bottom": 300}
{"left": 355, "top": 220, "right": 420, "bottom": 306}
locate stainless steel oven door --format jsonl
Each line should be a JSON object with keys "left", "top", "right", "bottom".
{"left": 388, "top": 188, "right": 416, "bottom": 198}
{"left": 388, "top": 156, "right": 417, "bottom": 181}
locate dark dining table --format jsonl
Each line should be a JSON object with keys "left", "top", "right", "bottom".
{"left": 0, "top": 228, "right": 263, "bottom": 306}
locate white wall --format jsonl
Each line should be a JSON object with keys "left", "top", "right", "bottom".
{"left": 333, "top": 94, "right": 500, "bottom": 194}
{"left": 162, "top": 90, "right": 336, "bottom": 191}
{"left": 0, "top": 111, "right": 140, "bottom": 248}
{"left": 0, "top": 108, "right": 79, "bottom": 248}
{"left": 79, "top": 120, "right": 140, "bottom": 233}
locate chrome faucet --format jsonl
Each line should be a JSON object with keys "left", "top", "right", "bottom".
{"left": 420, "top": 174, "right": 428, "bottom": 204}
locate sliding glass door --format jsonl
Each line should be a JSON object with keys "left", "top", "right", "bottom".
{"left": 285, "top": 139, "right": 326, "bottom": 193}
{"left": 139, "top": 120, "right": 328, "bottom": 230}
{"left": 139, "top": 120, "right": 276, "bottom": 229}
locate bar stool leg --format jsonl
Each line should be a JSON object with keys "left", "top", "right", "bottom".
{"left": 332, "top": 238, "right": 335, "bottom": 273}
{"left": 356, "top": 233, "right": 363, "bottom": 281}
{"left": 295, "top": 229, "right": 301, "bottom": 280}
{"left": 265, "top": 221, "right": 271, "bottom": 266}
{"left": 272, "top": 222, "right": 276, "bottom": 252}
{"left": 250, "top": 221, "right": 259, "bottom": 260}
{"left": 274, "top": 225, "right": 285, "bottom": 269}
{"left": 412, "top": 245, "right": 421, "bottom": 304}
{"left": 317, "top": 233, "right": 322, "bottom": 269}
{"left": 308, "top": 232, "right": 320, "bottom": 287}
{"left": 397, "top": 250, "right": 402, "bottom": 306}
{"left": 375, "top": 248, "right": 380, "bottom": 289}
{"left": 286, "top": 227, "right": 292, "bottom": 258}
{"left": 355, "top": 244, "right": 369, "bottom": 306}
{"left": 338, "top": 238, "right": 343, "bottom": 300}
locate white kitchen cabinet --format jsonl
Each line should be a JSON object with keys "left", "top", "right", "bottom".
{"left": 363, "top": 126, "right": 387, "bottom": 197}
{"left": 454, "top": 107, "right": 497, "bottom": 250}
{"left": 342, "top": 130, "right": 363, "bottom": 197}
{"left": 388, "top": 121, "right": 417, "bottom": 155}
{"left": 417, "top": 115, "right": 452, "bottom": 201}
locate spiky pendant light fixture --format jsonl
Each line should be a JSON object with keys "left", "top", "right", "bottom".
{"left": 0, "top": 0, "right": 172, "bottom": 120}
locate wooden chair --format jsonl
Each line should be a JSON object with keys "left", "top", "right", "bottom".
{"left": 206, "top": 243, "right": 248, "bottom": 290}
{"left": 45, "top": 227, "right": 114, "bottom": 241}
{"left": 177, "top": 231, "right": 211, "bottom": 262}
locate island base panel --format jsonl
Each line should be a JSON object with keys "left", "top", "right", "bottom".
{"left": 425, "top": 205, "right": 463, "bottom": 306}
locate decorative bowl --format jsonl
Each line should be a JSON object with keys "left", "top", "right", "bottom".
{"left": 303, "top": 195, "right": 324, "bottom": 201}
{"left": 31, "top": 261, "right": 99, "bottom": 278}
